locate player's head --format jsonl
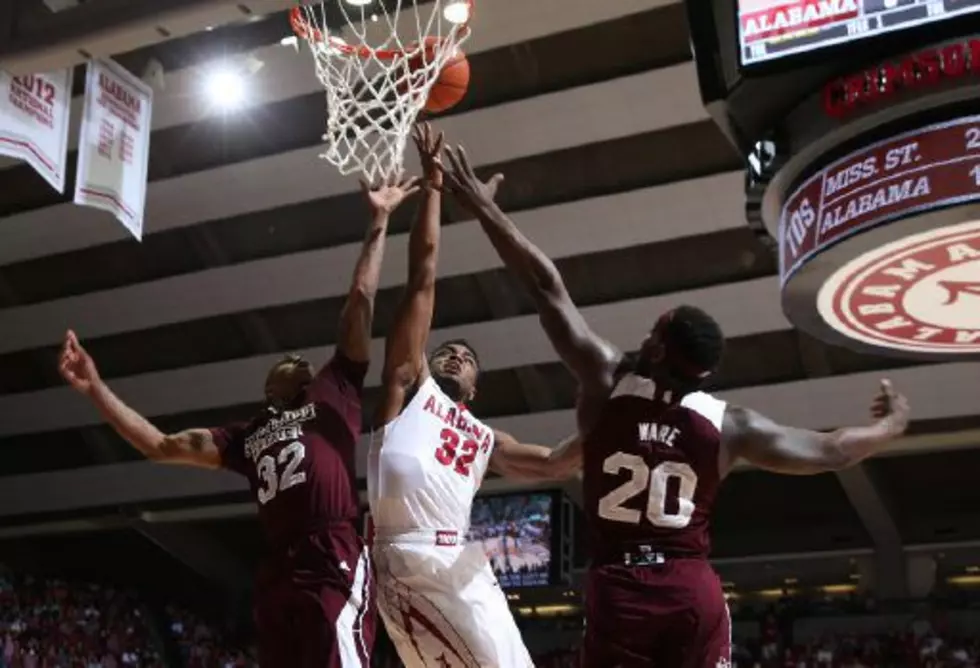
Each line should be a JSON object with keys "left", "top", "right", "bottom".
{"left": 637, "top": 305, "right": 725, "bottom": 392}
{"left": 429, "top": 339, "right": 481, "bottom": 404}
{"left": 264, "top": 353, "right": 314, "bottom": 410}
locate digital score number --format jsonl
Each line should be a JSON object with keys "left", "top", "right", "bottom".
{"left": 779, "top": 115, "right": 980, "bottom": 283}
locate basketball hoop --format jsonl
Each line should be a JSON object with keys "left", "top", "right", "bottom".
{"left": 290, "top": 1, "right": 474, "bottom": 183}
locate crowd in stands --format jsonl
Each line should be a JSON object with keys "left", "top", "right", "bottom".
{"left": 165, "top": 606, "right": 255, "bottom": 668}
{"left": 735, "top": 630, "right": 980, "bottom": 667}
{"left": 2, "top": 568, "right": 979, "bottom": 667}
{"left": 0, "top": 573, "right": 163, "bottom": 668}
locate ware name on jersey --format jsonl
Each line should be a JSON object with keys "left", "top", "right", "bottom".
{"left": 582, "top": 373, "right": 727, "bottom": 561}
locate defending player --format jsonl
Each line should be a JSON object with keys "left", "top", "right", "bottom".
{"left": 438, "top": 144, "right": 911, "bottom": 668}
{"left": 367, "top": 123, "right": 578, "bottom": 668}
{"left": 58, "top": 173, "right": 422, "bottom": 668}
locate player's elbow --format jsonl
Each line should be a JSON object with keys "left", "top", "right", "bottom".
{"left": 347, "top": 282, "right": 377, "bottom": 308}
{"left": 152, "top": 434, "right": 183, "bottom": 462}
{"left": 820, "top": 432, "right": 858, "bottom": 471}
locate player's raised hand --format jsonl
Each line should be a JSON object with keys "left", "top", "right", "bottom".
{"left": 438, "top": 144, "right": 504, "bottom": 214}
{"left": 58, "top": 330, "right": 101, "bottom": 395}
{"left": 870, "top": 379, "right": 909, "bottom": 433}
{"left": 360, "top": 172, "right": 421, "bottom": 215}
{"left": 411, "top": 122, "right": 444, "bottom": 180}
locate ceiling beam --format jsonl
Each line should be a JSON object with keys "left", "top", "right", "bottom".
{"left": 0, "top": 1, "right": 15, "bottom": 49}
{"left": 473, "top": 272, "right": 560, "bottom": 412}
{"left": 793, "top": 331, "right": 906, "bottom": 598}
{"left": 0, "top": 0, "right": 236, "bottom": 60}
{"left": 835, "top": 466, "right": 907, "bottom": 598}
{"left": 187, "top": 224, "right": 280, "bottom": 354}
{"left": 132, "top": 517, "right": 251, "bottom": 593}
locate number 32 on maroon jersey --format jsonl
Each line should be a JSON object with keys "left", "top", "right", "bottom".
{"left": 434, "top": 428, "right": 479, "bottom": 477}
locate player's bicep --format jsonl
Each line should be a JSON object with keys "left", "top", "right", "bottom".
{"left": 489, "top": 430, "right": 582, "bottom": 480}
{"left": 376, "top": 291, "right": 432, "bottom": 425}
{"left": 722, "top": 405, "right": 841, "bottom": 475}
{"left": 157, "top": 428, "right": 223, "bottom": 468}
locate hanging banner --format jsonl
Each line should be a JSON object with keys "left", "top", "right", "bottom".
{"left": 0, "top": 68, "right": 73, "bottom": 193}
{"left": 74, "top": 59, "right": 153, "bottom": 241}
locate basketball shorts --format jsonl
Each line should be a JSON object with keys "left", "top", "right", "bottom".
{"left": 582, "top": 557, "right": 731, "bottom": 668}
{"left": 372, "top": 528, "right": 533, "bottom": 668}
{"left": 254, "top": 531, "right": 376, "bottom": 668}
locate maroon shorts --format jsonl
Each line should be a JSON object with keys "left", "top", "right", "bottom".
{"left": 254, "top": 531, "right": 376, "bottom": 668}
{"left": 582, "top": 558, "right": 730, "bottom": 668}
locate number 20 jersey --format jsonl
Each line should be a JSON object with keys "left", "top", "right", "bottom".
{"left": 582, "top": 372, "right": 728, "bottom": 562}
{"left": 368, "top": 375, "right": 495, "bottom": 533}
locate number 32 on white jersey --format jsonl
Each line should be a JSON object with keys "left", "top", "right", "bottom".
{"left": 598, "top": 452, "right": 698, "bottom": 528}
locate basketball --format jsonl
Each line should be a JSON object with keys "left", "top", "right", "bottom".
{"left": 407, "top": 38, "right": 470, "bottom": 114}
{"left": 426, "top": 50, "right": 470, "bottom": 114}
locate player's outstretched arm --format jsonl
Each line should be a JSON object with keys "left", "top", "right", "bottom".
{"left": 439, "top": 145, "right": 620, "bottom": 395}
{"left": 488, "top": 430, "right": 583, "bottom": 481}
{"left": 58, "top": 330, "right": 221, "bottom": 468}
{"left": 722, "top": 380, "right": 910, "bottom": 475}
{"left": 375, "top": 123, "right": 444, "bottom": 425}
{"left": 337, "top": 175, "right": 420, "bottom": 363}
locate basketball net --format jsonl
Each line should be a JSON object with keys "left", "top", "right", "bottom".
{"left": 291, "top": 1, "right": 473, "bottom": 183}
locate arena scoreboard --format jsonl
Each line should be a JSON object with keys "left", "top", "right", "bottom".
{"left": 686, "top": 0, "right": 980, "bottom": 360}
{"left": 739, "top": 0, "right": 980, "bottom": 67}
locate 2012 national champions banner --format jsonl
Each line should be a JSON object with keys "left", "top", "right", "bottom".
{"left": 0, "top": 68, "right": 73, "bottom": 194}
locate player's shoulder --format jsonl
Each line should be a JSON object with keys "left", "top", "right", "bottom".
{"left": 401, "top": 374, "right": 442, "bottom": 411}
{"left": 679, "top": 390, "right": 727, "bottom": 431}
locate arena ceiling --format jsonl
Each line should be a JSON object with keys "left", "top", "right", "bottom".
{"left": 1, "top": 0, "right": 980, "bottom": 597}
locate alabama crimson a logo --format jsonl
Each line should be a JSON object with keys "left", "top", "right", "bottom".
{"left": 817, "top": 220, "right": 980, "bottom": 354}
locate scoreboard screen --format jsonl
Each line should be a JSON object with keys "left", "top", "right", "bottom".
{"left": 739, "top": 0, "right": 980, "bottom": 66}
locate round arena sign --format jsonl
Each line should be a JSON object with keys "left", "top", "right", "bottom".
{"left": 777, "top": 113, "right": 980, "bottom": 360}
{"left": 817, "top": 220, "right": 980, "bottom": 354}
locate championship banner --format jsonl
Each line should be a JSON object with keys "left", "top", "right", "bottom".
{"left": 0, "top": 68, "right": 73, "bottom": 193}
{"left": 74, "top": 59, "right": 153, "bottom": 241}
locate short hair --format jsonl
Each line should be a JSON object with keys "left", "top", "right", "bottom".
{"left": 431, "top": 338, "right": 482, "bottom": 371}
{"left": 661, "top": 305, "right": 725, "bottom": 381}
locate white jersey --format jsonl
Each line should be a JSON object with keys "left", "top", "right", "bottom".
{"left": 368, "top": 375, "right": 495, "bottom": 533}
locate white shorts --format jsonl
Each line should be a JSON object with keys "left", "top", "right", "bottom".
{"left": 372, "top": 529, "right": 533, "bottom": 668}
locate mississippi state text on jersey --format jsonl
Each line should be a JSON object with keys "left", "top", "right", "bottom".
{"left": 368, "top": 375, "right": 495, "bottom": 532}
{"left": 582, "top": 372, "right": 727, "bottom": 561}
{"left": 211, "top": 353, "right": 366, "bottom": 547}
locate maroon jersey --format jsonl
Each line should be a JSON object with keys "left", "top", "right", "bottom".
{"left": 582, "top": 372, "right": 728, "bottom": 562}
{"left": 210, "top": 352, "right": 366, "bottom": 548}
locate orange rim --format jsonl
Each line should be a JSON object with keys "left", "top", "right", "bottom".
{"left": 289, "top": 2, "right": 473, "bottom": 61}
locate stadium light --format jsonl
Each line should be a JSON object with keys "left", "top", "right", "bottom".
{"left": 443, "top": 1, "right": 470, "bottom": 24}
{"left": 204, "top": 66, "right": 247, "bottom": 112}
{"left": 344, "top": 0, "right": 372, "bottom": 6}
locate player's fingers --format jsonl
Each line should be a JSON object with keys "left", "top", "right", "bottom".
{"left": 444, "top": 145, "right": 465, "bottom": 178}
{"left": 489, "top": 173, "right": 505, "bottom": 189}
{"left": 456, "top": 145, "right": 476, "bottom": 179}
{"left": 433, "top": 130, "right": 446, "bottom": 154}
{"left": 879, "top": 379, "right": 894, "bottom": 396}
